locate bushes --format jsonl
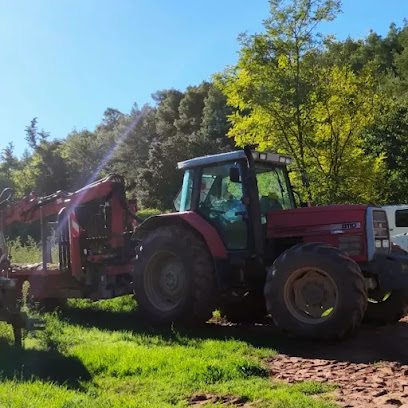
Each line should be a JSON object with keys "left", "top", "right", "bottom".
{"left": 6, "top": 235, "right": 59, "bottom": 264}
{"left": 7, "top": 236, "right": 42, "bottom": 264}
{"left": 136, "top": 208, "right": 166, "bottom": 220}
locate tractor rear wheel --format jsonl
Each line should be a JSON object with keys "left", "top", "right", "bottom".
{"left": 132, "top": 225, "right": 216, "bottom": 325}
{"left": 264, "top": 243, "right": 367, "bottom": 340}
{"left": 364, "top": 289, "right": 408, "bottom": 325}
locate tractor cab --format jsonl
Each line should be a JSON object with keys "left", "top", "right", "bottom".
{"left": 175, "top": 149, "right": 295, "bottom": 251}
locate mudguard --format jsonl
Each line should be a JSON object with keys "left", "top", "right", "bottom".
{"left": 135, "top": 211, "right": 228, "bottom": 259}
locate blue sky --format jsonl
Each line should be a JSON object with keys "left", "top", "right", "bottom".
{"left": 0, "top": 0, "right": 407, "bottom": 157}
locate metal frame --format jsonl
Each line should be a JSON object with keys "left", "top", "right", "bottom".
{"left": 0, "top": 175, "right": 137, "bottom": 301}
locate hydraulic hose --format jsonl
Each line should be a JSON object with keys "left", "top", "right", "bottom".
{"left": 0, "top": 188, "right": 12, "bottom": 207}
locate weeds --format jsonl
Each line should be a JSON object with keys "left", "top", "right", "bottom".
{"left": 7, "top": 236, "right": 42, "bottom": 264}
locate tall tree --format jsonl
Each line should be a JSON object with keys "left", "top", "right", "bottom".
{"left": 0, "top": 142, "right": 18, "bottom": 191}
{"left": 153, "top": 90, "right": 184, "bottom": 138}
{"left": 21, "top": 118, "right": 69, "bottom": 195}
{"left": 138, "top": 83, "right": 233, "bottom": 209}
{"left": 364, "top": 105, "right": 408, "bottom": 204}
{"left": 217, "top": 0, "right": 383, "bottom": 204}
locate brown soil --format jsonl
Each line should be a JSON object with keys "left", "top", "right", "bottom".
{"left": 189, "top": 394, "right": 249, "bottom": 406}
{"left": 265, "top": 316, "right": 408, "bottom": 407}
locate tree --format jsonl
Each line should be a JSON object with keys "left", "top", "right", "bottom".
{"left": 138, "top": 83, "right": 234, "bottom": 209}
{"left": 21, "top": 118, "right": 69, "bottom": 195}
{"left": 217, "top": 0, "right": 383, "bottom": 204}
{"left": 0, "top": 142, "right": 19, "bottom": 191}
{"left": 153, "top": 90, "right": 184, "bottom": 138}
{"left": 175, "top": 82, "right": 211, "bottom": 135}
{"left": 364, "top": 104, "right": 408, "bottom": 204}
{"left": 64, "top": 130, "right": 106, "bottom": 189}
{"left": 110, "top": 104, "right": 159, "bottom": 197}
{"left": 307, "top": 64, "right": 386, "bottom": 203}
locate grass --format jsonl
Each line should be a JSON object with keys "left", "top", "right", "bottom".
{"left": 1, "top": 239, "right": 337, "bottom": 407}
{"left": 7, "top": 236, "right": 43, "bottom": 264}
{"left": 0, "top": 296, "right": 338, "bottom": 408}
{"left": 7, "top": 236, "right": 59, "bottom": 264}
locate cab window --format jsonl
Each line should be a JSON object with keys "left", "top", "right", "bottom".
{"left": 198, "top": 163, "right": 247, "bottom": 250}
{"left": 255, "top": 164, "right": 293, "bottom": 222}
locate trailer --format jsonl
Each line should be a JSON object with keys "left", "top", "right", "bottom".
{"left": 0, "top": 175, "right": 138, "bottom": 344}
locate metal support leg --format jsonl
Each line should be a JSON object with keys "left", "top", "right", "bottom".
{"left": 40, "top": 206, "right": 51, "bottom": 270}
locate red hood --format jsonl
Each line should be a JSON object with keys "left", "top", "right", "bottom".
{"left": 267, "top": 205, "right": 368, "bottom": 238}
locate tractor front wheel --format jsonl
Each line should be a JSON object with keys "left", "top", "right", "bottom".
{"left": 132, "top": 226, "right": 216, "bottom": 325}
{"left": 364, "top": 289, "right": 408, "bottom": 325}
{"left": 264, "top": 243, "right": 367, "bottom": 340}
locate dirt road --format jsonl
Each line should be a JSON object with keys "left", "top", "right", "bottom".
{"left": 266, "top": 317, "right": 408, "bottom": 407}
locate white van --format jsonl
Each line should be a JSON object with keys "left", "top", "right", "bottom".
{"left": 383, "top": 205, "right": 408, "bottom": 251}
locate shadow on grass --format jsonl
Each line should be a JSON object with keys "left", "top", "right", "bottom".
{"left": 0, "top": 341, "right": 91, "bottom": 389}
{"left": 60, "top": 304, "right": 408, "bottom": 366}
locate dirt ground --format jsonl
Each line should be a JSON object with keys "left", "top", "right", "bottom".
{"left": 266, "top": 316, "right": 408, "bottom": 407}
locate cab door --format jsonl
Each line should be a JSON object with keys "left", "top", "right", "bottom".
{"left": 197, "top": 162, "right": 248, "bottom": 250}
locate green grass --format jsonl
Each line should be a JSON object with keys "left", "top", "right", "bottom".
{"left": 2, "top": 239, "right": 337, "bottom": 407}
{"left": 0, "top": 296, "right": 337, "bottom": 408}
{"left": 7, "top": 236, "right": 43, "bottom": 264}
{"left": 7, "top": 236, "right": 59, "bottom": 264}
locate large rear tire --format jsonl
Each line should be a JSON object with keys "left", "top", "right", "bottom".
{"left": 264, "top": 243, "right": 367, "bottom": 340}
{"left": 132, "top": 225, "right": 216, "bottom": 325}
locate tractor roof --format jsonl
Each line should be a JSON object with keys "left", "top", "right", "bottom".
{"left": 177, "top": 150, "right": 292, "bottom": 170}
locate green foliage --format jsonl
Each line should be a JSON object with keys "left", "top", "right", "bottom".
{"left": 7, "top": 235, "right": 59, "bottom": 264}
{"left": 364, "top": 104, "right": 408, "bottom": 203}
{"left": 136, "top": 208, "right": 163, "bottom": 220}
{"left": 137, "top": 82, "right": 233, "bottom": 209}
{"left": 7, "top": 236, "right": 42, "bottom": 264}
{"left": 217, "top": 0, "right": 388, "bottom": 205}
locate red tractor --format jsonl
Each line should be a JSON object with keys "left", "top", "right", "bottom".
{"left": 1, "top": 147, "right": 408, "bottom": 342}
{"left": 132, "top": 147, "right": 408, "bottom": 339}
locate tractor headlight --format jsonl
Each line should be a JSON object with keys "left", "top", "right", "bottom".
{"left": 366, "top": 208, "right": 390, "bottom": 260}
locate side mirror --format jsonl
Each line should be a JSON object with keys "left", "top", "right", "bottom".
{"left": 229, "top": 167, "right": 240, "bottom": 183}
